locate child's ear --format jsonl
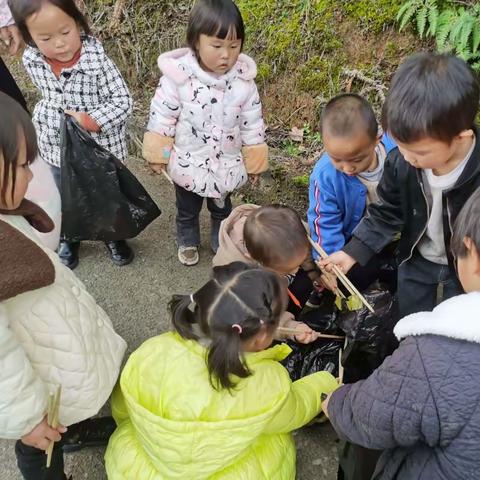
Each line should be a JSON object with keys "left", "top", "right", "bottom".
{"left": 465, "top": 237, "right": 480, "bottom": 274}
{"left": 458, "top": 129, "right": 475, "bottom": 139}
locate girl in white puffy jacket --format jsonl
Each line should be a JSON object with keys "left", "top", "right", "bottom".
{"left": 0, "top": 93, "right": 126, "bottom": 479}
{"left": 143, "top": 0, "right": 268, "bottom": 266}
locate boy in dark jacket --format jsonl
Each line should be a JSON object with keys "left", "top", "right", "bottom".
{"left": 323, "top": 187, "right": 480, "bottom": 480}
{"left": 321, "top": 53, "right": 480, "bottom": 318}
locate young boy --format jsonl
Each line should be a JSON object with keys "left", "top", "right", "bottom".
{"left": 323, "top": 187, "right": 480, "bottom": 480}
{"left": 213, "top": 204, "right": 321, "bottom": 343}
{"left": 322, "top": 53, "right": 480, "bottom": 317}
{"left": 308, "top": 93, "right": 396, "bottom": 292}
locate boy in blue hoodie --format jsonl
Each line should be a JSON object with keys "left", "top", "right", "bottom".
{"left": 308, "top": 93, "right": 396, "bottom": 291}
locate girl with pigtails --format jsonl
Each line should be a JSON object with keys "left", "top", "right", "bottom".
{"left": 105, "top": 262, "right": 338, "bottom": 479}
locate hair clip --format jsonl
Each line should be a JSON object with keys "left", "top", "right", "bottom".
{"left": 232, "top": 324, "right": 243, "bottom": 334}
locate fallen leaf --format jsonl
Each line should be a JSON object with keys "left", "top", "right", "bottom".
{"left": 289, "top": 126, "right": 304, "bottom": 143}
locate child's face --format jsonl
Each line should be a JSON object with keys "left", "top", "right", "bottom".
{"left": 270, "top": 247, "right": 309, "bottom": 276}
{"left": 196, "top": 32, "right": 241, "bottom": 75}
{"left": 0, "top": 134, "right": 33, "bottom": 210}
{"left": 324, "top": 130, "right": 380, "bottom": 176}
{"left": 26, "top": 2, "right": 82, "bottom": 62}
{"left": 394, "top": 130, "right": 474, "bottom": 171}
{"left": 457, "top": 237, "right": 480, "bottom": 293}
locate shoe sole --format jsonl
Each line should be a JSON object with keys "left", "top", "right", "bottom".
{"left": 110, "top": 250, "right": 135, "bottom": 267}
{"left": 59, "top": 257, "right": 79, "bottom": 270}
{"left": 177, "top": 252, "right": 199, "bottom": 266}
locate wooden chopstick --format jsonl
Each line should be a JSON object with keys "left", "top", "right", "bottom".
{"left": 308, "top": 237, "right": 375, "bottom": 313}
{"left": 277, "top": 326, "right": 345, "bottom": 340}
{"left": 46, "top": 386, "right": 61, "bottom": 468}
{"left": 316, "top": 263, "right": 346, "bottom": 299}
{"left": 160, "top": 168, "right": 174, "bottom": 185}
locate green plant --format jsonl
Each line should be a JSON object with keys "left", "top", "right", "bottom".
{"left": 397, "top": 0, "right": 480, "bottom": 70}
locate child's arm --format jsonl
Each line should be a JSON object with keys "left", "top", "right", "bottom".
{"left": 307, "top": 165, "right": 346, "bottom": 259}
{"left": 142, "top": 76, "right": 181, "bottom": 169}
{"left": 264, "top": 370, "right": 338, "bottom": 433}
{"left": 87, "top": 56, "right": 133, "bottom": 133}
{"left": 0, "top": 307, "right": 48, "bottom": 439}
{"left": 239, "top": 83, "right": 268, "bottom": 176}
{"left": 326, "top": 337, "right": 436, "bottom": 450}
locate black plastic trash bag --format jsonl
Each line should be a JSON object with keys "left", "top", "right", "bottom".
{"left": 338, "top": 287, "right": 399, "bottom": 383}
{"left": 60, "top": 116, "right": 161, "bottom": 242}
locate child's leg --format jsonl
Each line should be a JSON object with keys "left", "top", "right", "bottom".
{"left": 206, "top": 195, "right": 232, "bottom": 253}
{"left": 175, "top": 185, "right": 203, "bottom": 247}
{"left": 15, "top": 440, "right": 65, "bottom": 480}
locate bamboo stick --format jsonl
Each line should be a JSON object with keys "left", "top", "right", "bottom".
{"left": 160, "top": 168, "right": 174, "bottom": 185}
{"left": 46, "top": 386, "right": 61, "bottom": 468}
{"left": 308, "top": 237, "right": 375, "bottom": 313}
{"left": 277, "top": 326, "right": 345, "bottom": 340}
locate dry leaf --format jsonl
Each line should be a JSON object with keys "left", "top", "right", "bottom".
{"left": 289, "top": 127, "right": 304, "bottom": 143}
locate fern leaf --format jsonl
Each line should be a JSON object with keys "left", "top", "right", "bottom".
{"left": 458, "top": 15, "right": 473, "bottom": 52}
{"left": 435, "top": 10, "right": 453, "bottom": 49}
{"left": 472, "top": 18, "right": 480, "bottom": 53}
{"left": 427, "top": 2, "right": 439, "bottom": 37}
{"left": 417, "top": 6, "right": 428, "bottom": 37}
{"left": 397, "top": 0, "right": 416, "bottom": 23}
{"left": 398, "top": 2, "right": 419, "bottom": 31}
{"left": 449, "top": 9, "right": 465, "bottom": 47}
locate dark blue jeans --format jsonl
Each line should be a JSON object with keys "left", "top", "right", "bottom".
{"left": 15, "top": 440, "right": 65, "bottom": 480}
{"left": 175, "top": 184, "right": 232, "bottom": 252}
{"left": 398, "top": 250, "right": 463, "bottom": 317}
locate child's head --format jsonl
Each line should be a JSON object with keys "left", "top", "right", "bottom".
{"left": 382, "top": 52, "right": 479, "bottom": 170}
{"left": 452, "top": 188, "right": 480, "bottom": 293}
{"left": 187, "top": 0, "right": 244, "bottom": 75}
{"left": 244, "top": 205, "right": 309, "bottom": 275}
{"left": 321, "top": 94, "right": 380, "bottom": 176}
{"left": 0, "top": 93, "right": 36, "bottom": 210}
{"left": 9, "top": 0, "right": 90, "bottom": 62}
{"left": 171, "top": 262, "right": 287, "bottom": 389}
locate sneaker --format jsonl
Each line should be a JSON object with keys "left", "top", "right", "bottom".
{"left": 58, "top": 240, "right": 80, "bottom": 270}
{"left": 105, "top": 240, "right": 134, "bottom": 266}
{"left": 63, "top": 416, "right": 116, "bottom": 454}
{"left": 178, "top": 246, "right": 199, "bottom": 266}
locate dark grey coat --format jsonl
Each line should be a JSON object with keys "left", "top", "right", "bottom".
{"left": 328, "top": 292, "right": 480, "bottom": 480}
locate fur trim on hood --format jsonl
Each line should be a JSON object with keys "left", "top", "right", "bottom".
{"left": 394, "top": 292, "right": 480, "bottom": 344}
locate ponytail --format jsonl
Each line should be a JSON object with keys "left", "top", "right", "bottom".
{"left": 170, "top": 294, "right": 198, "bottom": 340}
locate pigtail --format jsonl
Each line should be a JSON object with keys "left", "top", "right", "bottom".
{"left": 169, "top": 294, "right": 198, "bottom": 340}
{"left": 207, "top": 330, "right": 250, "bottom": 390}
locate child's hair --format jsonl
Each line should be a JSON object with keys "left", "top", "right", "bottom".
{"left": 382, "top": 52, "right": 480, "bottom": 144}
{"left": 244, "top": 205, "right": 309, "bottom": 269}
{"left": 187, "top": 0, "right": 245, "bottom": 50}
{"left": 0, "top": 93, "right": 37, "bottom": 203}
{"left": 170, "top": 262, "right": 287, "bottom": 390}
{"left": 9, "top": 0, "right": 90, "bottom": 47}
{"left": 322, "top": 93, "right": 378, "bottom": 141}
{"left": 451, "top": 188, "right": 480, "bottom": 259}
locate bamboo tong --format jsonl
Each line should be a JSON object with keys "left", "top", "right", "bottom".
{"left": 308, "top": 237, "right": 374, "bottom": 313}
{"left": 46, "top": 386, "right": 61, "bottom": 468}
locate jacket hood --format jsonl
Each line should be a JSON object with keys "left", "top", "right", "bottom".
{"left": 117, "top": 333, "right": 292, "bottom": 478}
{"left": 157, "top": 48, "right": 257, "bottom": 87}
{"left": 212, "top": 204, "right": 259, "bottom": 267}
{"left": 394, "top": 292, "right": 480, "bottom": 343}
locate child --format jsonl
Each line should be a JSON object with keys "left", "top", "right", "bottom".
{"left": 9, "top": 0, "right": 134, "bottom": 270}
{"left": 105, "top": 262, "right": 338, "bottom": 479}
{"left": 213, "top": 203, "right": 322, "bottom": 343}
{"left": 143, "top": 0, "right": 268, "bottom": 266}
{"left": 322, "top": 53, "right": 480, "bottom": 318}
{"left": 0, "top": 93, "right": 126, "bottom": 480}
{"left": 323, "top": 187, "right": 480, "bottom": 480}
{"left": 308, "top": 94, "right": 397, "bottom": 292}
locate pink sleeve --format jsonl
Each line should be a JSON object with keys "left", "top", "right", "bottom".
{"left": 0, "top": 0, "right": 14, "bottom": 28}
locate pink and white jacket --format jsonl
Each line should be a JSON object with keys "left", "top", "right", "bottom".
{"left": 0, "top": 0, "right": 13, "bottom": 28}
{"left": 143, "top": 48, "right": 268, "bottom": 199}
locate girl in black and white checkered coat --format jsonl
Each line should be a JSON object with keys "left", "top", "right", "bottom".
{"left": 9, "top": 0, "right": 134, "bottom": 270}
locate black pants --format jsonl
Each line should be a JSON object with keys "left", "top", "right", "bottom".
{"left": 175, "top": 184, "right": 232, "bottom": 251}
{"left": 15, "top": 440, "right": 65, "bottom": 480}
{"left": 0, "top": 57, "right": 28, "bottom": 112}
{"left": 398, "top": 250, "right": 463, "bottom": 317}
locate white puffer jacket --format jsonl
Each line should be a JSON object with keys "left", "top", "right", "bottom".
{"left": 143, "top": 48, "right": 268, "bottom": 199}
{"left": 0, "top": 214, "right": 126, "bottom": 439}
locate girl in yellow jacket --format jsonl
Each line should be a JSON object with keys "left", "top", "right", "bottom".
{"left": 105, "top": 262, "right": 338, "bottom": 479}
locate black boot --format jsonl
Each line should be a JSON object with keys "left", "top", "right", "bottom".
{"left": 105, "top": 240, "right": 134, "bottom": 266}
{"left": 63, "top": 417, "right": 117, "bottom": 454}
{"left": 58, "top": 240, "right": 80, "bottom": 270}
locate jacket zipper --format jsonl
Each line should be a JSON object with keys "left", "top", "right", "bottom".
{"left": 400, "top": 177, "right": 430, "bottom": 266}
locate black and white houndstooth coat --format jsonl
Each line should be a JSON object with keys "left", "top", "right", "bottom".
{"left": 23, "top": 35, "right": 133, "bottom": 167}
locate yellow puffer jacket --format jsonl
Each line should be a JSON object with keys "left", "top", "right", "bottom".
{"left": 105, "top": 332, "right": 338, "bottom": 479}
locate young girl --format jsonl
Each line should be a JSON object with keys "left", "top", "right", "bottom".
{"left": 0, "top": 93, "right": 126, "bottom": 479}
{"left": 143, "top": 0, "right": 268, "bottom": 266}
{"left": 105, "top": 262, "right": 337, "bottom": 479}
{"left": 322, "top": 188, "right": 480, "bottom": 479}
{"left": 9, "top": 0, "right": 134, "bottom": 269}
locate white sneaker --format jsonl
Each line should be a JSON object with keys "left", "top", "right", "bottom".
{"left": 177, "top": 246, "right": 199, "bottom": 266}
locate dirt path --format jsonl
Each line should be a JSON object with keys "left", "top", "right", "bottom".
{"left": 0, "top": 157, "right": 338, "bottom": 479}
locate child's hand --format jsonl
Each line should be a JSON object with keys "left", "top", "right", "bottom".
{"left": 321, "top": 393, "right": 333, "bottom": 418}
{"left": 320, "top": 251, "right": 356, "bottom": 275}
{"left": 316, "top": 272, "right": 338, "bottom": 292}
{"left": 248, "top": 174, "right": 260, "bottom": 186}
{"left": 21, "top": 417, "right": 67, "bottom": 451}
{"left": 0, "top": 25, "right": 23, "bottom": 56}
{"left": 286, "top": 320, "right": 318, "bottom": 344}
{"left": 149, "top": 163, "right": 166, "bottom": 175}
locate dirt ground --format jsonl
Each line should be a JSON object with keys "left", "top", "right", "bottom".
{"left": 0, "top": 157, "right": 339, "bottom": 479}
